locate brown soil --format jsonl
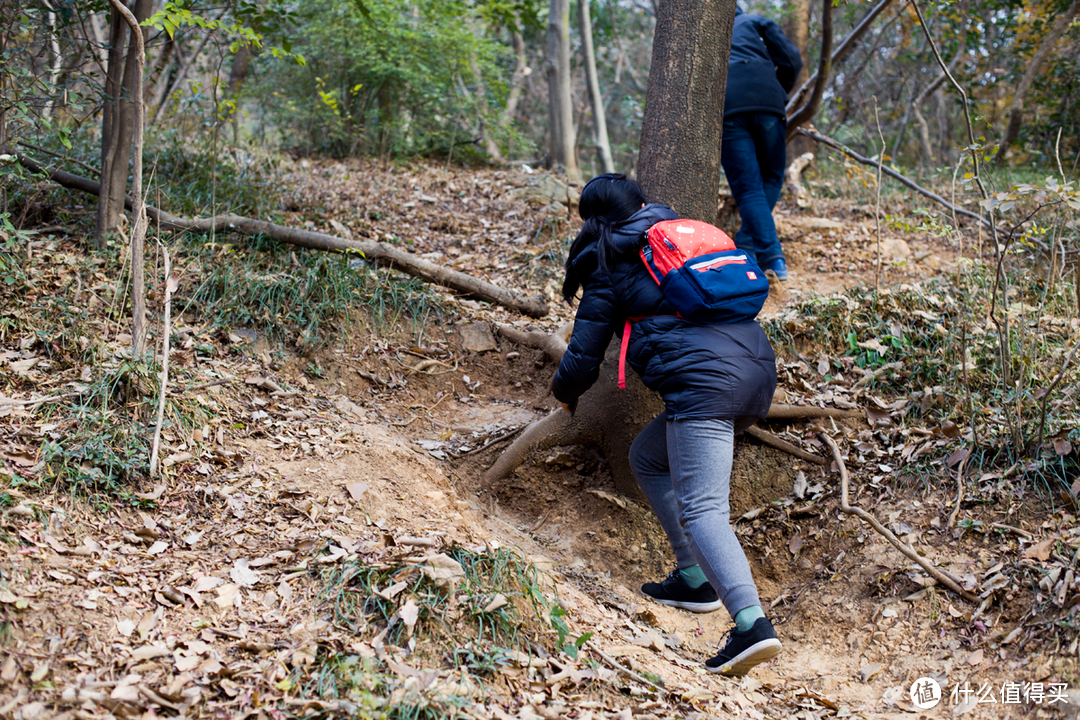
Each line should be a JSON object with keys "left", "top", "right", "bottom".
{"left": 1, "top": 159, "right": 1073, "bottom": 720}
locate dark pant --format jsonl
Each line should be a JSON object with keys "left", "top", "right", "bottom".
{"left": 720, "top": 112, "right": 786, "bottom": 268}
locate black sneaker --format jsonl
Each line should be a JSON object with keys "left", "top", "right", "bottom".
{"left": 641, "top": 568, "right": 723, "bottom": 613}
{"left": 705, "top": 617, "right": 783, "bottom": 676}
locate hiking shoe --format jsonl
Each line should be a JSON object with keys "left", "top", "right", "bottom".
{"left": 761, "top": 257, "right": 788, "bottom": 281}
{"left": 641, "top": 569, "right": 723, "bottom": 613}
{"left": 705, "top": 617, "right": 783, "bottom": 676}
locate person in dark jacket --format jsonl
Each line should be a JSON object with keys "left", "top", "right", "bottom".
{"left": 721, "top": 7, "right": 804, "bottom": 280}
{"left": 551, "top": 174, "right": 782, "bottom": 676}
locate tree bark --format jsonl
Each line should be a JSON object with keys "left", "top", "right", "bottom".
{"left": 637, "top": 0, "right": 736, "bottom": 222}
{"left": 107, "top": 0, "right": 149, "bottom": 357}
{"left": 546, "top": 0, "right": 578, "bottom": 177}
{"left": 783, "top": 0, "right": 812, "bottom": 156}
{"left": 994, "top": 0, "right": 1080, "bottom": 164}
{"left": 41, "top": 0, "right": 63, "bottom": 121}
{"left": 94, "top": 7, "right": 126, "bottom": 248}
{"left": 785, "top": 0, "right": 832, "bottom": 139}
{"left": 579, "top": 0, "right": 615, "bottom": 174}
{"left": 94, "top": 0, "right": 153, "bottom": 249}
{"left": 14, "top": 153, "right": 551, "bottom": 319}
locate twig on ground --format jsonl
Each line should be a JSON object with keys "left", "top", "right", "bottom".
{"left": 746, "top": 426, "right": 826, "bottom": 465}
{"left": 766, "top": 404, "right": 863, "bottom": 420}
{"left": 149, "top": 244, "right": 175, "bottom": 478}
{"left": 818, "top": 431, "right": 979, "bottom": 602}
{"left": 584, "top": 639, "right": 667, "bottom": 697}
{"left": 0, "top": 390, "right": 86, "bottom": 411}
{"left": 458, "top": 425, "right": 527, "bottom": 457}
{"left": 170, "top": 378, "right": 235, "bottom": 395}
{"left": 948, "top": 452, "right": 968, "bottom": 529}
{"left": 990, "top": 522, "right": 1033, "bottom": 539}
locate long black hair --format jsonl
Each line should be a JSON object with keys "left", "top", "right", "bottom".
{"left": 562, "top": 174, "right": 650, "bottom": 304}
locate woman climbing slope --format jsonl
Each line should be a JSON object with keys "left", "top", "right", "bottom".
{"left": 550, "top": 173, "right": 782, "bottom": 676}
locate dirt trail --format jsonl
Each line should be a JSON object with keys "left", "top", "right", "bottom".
{"left": 1, "top": 160, "right": 1072, "bottom": 719}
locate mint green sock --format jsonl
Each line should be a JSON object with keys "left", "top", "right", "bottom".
{"left": 678, "top": 564, "right": 708, "bottom": 589}
{"left": 734, "top": 605, "right": 766, "bottom": 632}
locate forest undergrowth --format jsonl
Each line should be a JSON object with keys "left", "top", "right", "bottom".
{"left": 1, "top": 154, "right": 1080, "bottom": 718}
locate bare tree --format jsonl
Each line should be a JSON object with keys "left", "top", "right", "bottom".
{"left": 107, "top": 0, "right": 149, "bottom": 357}
{"left": 95, "top": 0, "right": 153, "bottom": 249}
{"left": 579, "top": 0, "right": 615, "bottom": 174}
{"left": 785, "top": 0, "right": 832, "bottom": 140}
{"left": 994, "top": 0, "right": 1080, "bottom": 163}
{"left": 546, "top": 0, "right": 578, "bottom": 177}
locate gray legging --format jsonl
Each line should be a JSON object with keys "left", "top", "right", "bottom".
{"left": 629, "top": 413, "right": 761, "bottom": 618}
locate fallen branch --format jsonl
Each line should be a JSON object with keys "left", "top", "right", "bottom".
{"left": 15, "top": 153, "right": 549, "bottom": 318}
{"left": 584, "top": 639, "right": 667, "bottom": 697}
{"left": 796, "top": 128, "right": 995, "bottom": 232}
{"left": 745, "top": 426, "right": 826, "bottom": 465}
{"left": 947, "top": 452, "right": 967, "bottom": 530}
{"left": 818, "top": 431, "right": 978, "bottom": 602}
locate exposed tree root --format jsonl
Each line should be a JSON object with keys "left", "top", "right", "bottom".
{"left": 15, "top": 153, "right": 550, "bottom": 318}
{"left": 483, "top": 326, "right": 866, "bottom": 483}
{"left": 494, "top": 322, "right": 572, "bottom": 361}
{"left": 745, "top": 426, "right": 825, "bottom": 465}
{"left": 818, "top": 431, "right": 978, "bottom": 603}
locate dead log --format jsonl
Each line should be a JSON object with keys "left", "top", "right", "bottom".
{"left": 15, "top": 152, "right": 550, "bottom": 318}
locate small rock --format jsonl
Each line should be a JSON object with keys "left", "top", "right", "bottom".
{"left": 879, "top": 238, "right": 912, "bottom": 261}
{"left": 458, "top": 322, "right": 497, "bottom": 353}
{"left": 859, "top": 662, "right": 883, "bottom": 683}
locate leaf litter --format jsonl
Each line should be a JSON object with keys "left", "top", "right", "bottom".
{"left": 2, "top": 158, "right": 1078, "bottom": 718}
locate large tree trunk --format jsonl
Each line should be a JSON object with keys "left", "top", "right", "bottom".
{"left": 95, "top": 0, "right": 153, "bottom": 249}
{"left": 994, "top": 0, "right": 1080, "bottom": 164}
{"left": 783, "top": 0, "right": 812, "bottom": 157}
{"left": 487, "top": 0, "right": 738, "bottom": 496}
{"left": 638, "top": 0, "right": 736, "bottom": 221}
{"left": 546, "top": 0, "right": 578, "bottom": 178}
{"left": 579, "top": 0, "right": 615, "bottom": 174}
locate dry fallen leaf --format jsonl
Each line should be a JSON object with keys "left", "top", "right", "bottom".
{"left": 400, "top": 599, "right": 419, "bottom": 636}
{"left": 230, "top": 559, "right": 260, "bottom": 588}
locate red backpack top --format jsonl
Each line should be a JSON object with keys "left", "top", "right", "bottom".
{"left": 618, "top": 219, "right": 769, "bottom": 388}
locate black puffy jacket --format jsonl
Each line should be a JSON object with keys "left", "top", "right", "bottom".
{"left": 551, "top": 204, "right": 777, "bottom": 422}
{"left": 724, "top": 8, "right": 804, "bottom": 119}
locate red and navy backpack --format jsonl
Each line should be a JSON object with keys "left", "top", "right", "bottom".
{"left": 618, "top": 219, "right": 770, "bottom": 388}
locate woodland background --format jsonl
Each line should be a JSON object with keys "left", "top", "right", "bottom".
{"left": 2, "top": 1, "right": 1080, "bottom": 718}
